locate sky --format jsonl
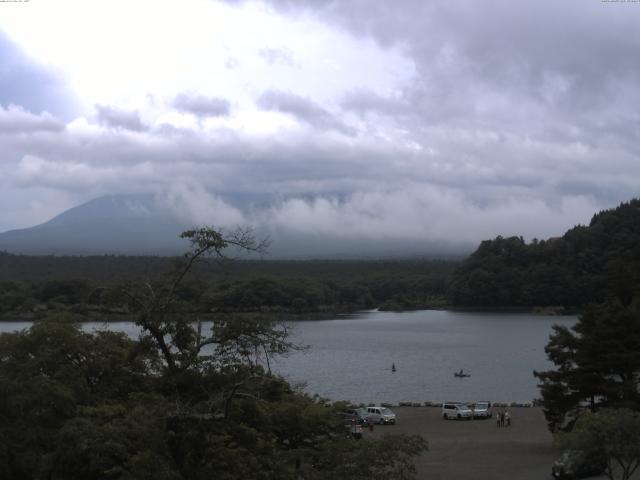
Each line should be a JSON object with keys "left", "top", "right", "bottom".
{"left": 0, "top": 0, "right": 639, "bottom": 250}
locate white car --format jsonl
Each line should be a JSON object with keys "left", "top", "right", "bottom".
{"left": 472, "top": 401, "right": 492, "bottom": 419}
{"left": 442, "top": 402, "right": 473, "bottom": 420}
{"left": 365, "top": 406, "right": 396, "bottom": 424}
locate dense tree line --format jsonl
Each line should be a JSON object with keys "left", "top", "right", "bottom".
{"left": 0, "top": 227, "right": 427, "bottom": 479}
{"left": 0, "top": 255, "right": 455, "bottom": 319}
{"left": 449, "top": 199, "right": 640, "bottom": 308}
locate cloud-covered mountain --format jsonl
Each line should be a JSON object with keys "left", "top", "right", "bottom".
{"left": 0, "top": 194, "right": 473, "bottom": 258}
{"left": 0, "top": 195, "right": 189, "bottom": 255}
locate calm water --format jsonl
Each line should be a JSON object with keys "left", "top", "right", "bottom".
{"left": 274, "top": 310, "right": 575, "bottom": 404}
{"left": 0, "top": 310, "right": 574, "bottom": 404}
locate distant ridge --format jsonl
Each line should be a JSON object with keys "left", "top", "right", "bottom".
{"left": 0, "top": 195, "right": 189, "bottom": 255}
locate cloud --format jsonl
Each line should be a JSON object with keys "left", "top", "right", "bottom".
{"left": 258, "top": 47, "right": 296, "bottom": 66}
{"left": 15, "top": 154, "right": 155, "bottom": 191}
{"left": 262, "top": 187, "right": 598, "bottom": 245}
{"left": 0, "top": 104, "right": 64, "bottom": 133}
{"left": 340, "top": 89, "right": 409, "bottom": 118}
{"left": 257, "top": 89, "right": 354, "bottom": 134}
{"left": 95, "top": 104, "right": 146, "bottom": 131}
{"left": 1, "top": 0, "right": 639, "bottom": 253}
{"left": 157, "top": 183, "right": 247, "bottom": 227}
{"left": 0, "top": 31, "right": 77, "bottom": 119}
{"left": 172, "top": 92, "right": 231, "bottom": 118}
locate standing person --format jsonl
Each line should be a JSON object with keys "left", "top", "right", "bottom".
{"left": 500, "top": 410, "right": 505, "bottom": 427}
{"left": 496, "top": 411, "right": 501, "bottom": 428}
{"left": 505, "top": 410, "right": 511, "bottom": 427}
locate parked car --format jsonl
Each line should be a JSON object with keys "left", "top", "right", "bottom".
{"left": 338, "top": 408, "right": 370, "bottom": 426}
{"left": 343, "top": 420, "right": 363, "bottom": 439}
{"left": 471, "top": 401, "right": 492, "bottom": 419}
{"left": 365, "top": 406, "right": 396, "bottom": 424}
{"left": 551, "top": 449, "right": 607, "bottom": 479}
{"left": 442, "top": 402, "right": 473, "bottom": 420}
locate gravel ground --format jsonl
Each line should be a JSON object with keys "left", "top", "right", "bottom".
{"left": 364, "top": 406, "right": 562, "bottom": 480}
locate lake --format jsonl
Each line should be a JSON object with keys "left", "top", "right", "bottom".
{"left": 0, "top": 309, "right": 575, "bottom": 405}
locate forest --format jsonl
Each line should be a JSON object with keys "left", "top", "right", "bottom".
{"left": 448, "top": 199, "right": 640, "bottom": 309}
{"left": 0, "top": 254, "right": 455, "bottom": 319}
{"left": 1, "top": 199, "right": 640, "bottom": 319}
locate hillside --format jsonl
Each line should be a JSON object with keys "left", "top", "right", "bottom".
{"left": 449, "top": 199, "right": 640, "bottom": 308}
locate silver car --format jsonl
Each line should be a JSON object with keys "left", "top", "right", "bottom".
{"left": 442, "top": 402, "right": 473, "bottom": 420}
{"left": 365, "top": 406, "right": 396, "bottom": 424}
{"left": 472, "top": 401, "right": 492, "bottom": 419}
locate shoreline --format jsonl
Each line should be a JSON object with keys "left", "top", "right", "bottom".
{"left": 0, "top": 305, "right": 580, "bottom": 322}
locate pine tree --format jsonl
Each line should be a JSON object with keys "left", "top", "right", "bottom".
{"left": 534, "top": 299, "right": 640, "bottom": 431}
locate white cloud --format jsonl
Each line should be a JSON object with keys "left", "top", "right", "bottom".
{"left": 158, "top": 183, "right": 247, "bottom": 227}
{"left": 262, "top": 187, "right": 598, "bottom": 245}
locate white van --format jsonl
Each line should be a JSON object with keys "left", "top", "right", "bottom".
{"left": 472, "top": 401, "right": 492, "bottom": 419}
{"left": 442, "top": 402, "right": 473, "bottom": 420}
{"left": 365, "top": 406, "right": 396, "bottom": 424}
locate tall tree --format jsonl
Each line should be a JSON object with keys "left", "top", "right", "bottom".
{"left": 535, "top": 299, "right": 640, "bottom": 431}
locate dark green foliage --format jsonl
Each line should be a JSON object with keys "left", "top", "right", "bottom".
{"left": 557, "top": 408, "right": 640, "bottom": 480}
{"left": 450, "top": 199, "right": 640, "bottom": 308}
{"left": 51, "top": 396, "right": 181, "bottom": 480}
{"left": 0, "top": 257, "right": 456, "bottom": 318}
{"left": 535, "top": 300, "right": 640, "bottom": 432}
{"left": 0, "top": 317, "right": 425, "bottom": 480}
{"left": 0, "top": 227, "right": 428, "bottom": 479}
{"left": 0, "top": 316, "right": 158, "bottom": 479}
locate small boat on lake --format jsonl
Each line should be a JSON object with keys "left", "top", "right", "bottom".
{"left": 454, "top": 369, "right": 470, "bottom": 378}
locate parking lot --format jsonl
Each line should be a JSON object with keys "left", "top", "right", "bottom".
{"left": 364, "top": 406, "right": 561, "bottom": 480}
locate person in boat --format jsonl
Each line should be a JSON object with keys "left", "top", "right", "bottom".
{"left": 392, "top": 363, "right": 396, "bottom": 372}
{"left": 458, "top": 368, "right": 464, "bottom": 376}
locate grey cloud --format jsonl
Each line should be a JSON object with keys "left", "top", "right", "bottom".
{"left": 3, "top": 0, "right": 640, "bottom": 247}
{"left": 0, "top": 104, "right": 64, "bottom": 134}
{"left": 0, "top": 110, "right": 635, "bottom": 245}
{"left": 261, "top": 0, "right": 640, "bottom": 139}
{"left": 0, "top": 31, "right": 79, "bottom": 119}
{"left": 95, "top": 104, "right": 146, "bottom": 131}
{"left": 257, "top": 89, "right": 354, "bottom": 134}
{"left": 173, "top": 92, "right": 231, "bottom": 117}
{"left": 340, "top": 89, "right": 409, "bottom": 117}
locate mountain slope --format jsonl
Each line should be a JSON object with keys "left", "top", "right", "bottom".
{"left": 0, "top": 195, "right": 189, "bottom": 255}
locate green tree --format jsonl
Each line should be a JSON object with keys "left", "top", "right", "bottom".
{"left": 0, "top": 227, "right": 429, "bottom": 480}
{"left": 0, "top": 314, "right": 157, "bottom": 479}
{"left": 535, "top": 300, "right": 640, "bottom": 431}
{"left": 557, "top": 408, "right": 640, "bottom": 480}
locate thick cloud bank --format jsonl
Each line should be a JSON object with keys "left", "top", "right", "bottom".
{"left": 0, "top": 0, "right": 638, "bottom": 255}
